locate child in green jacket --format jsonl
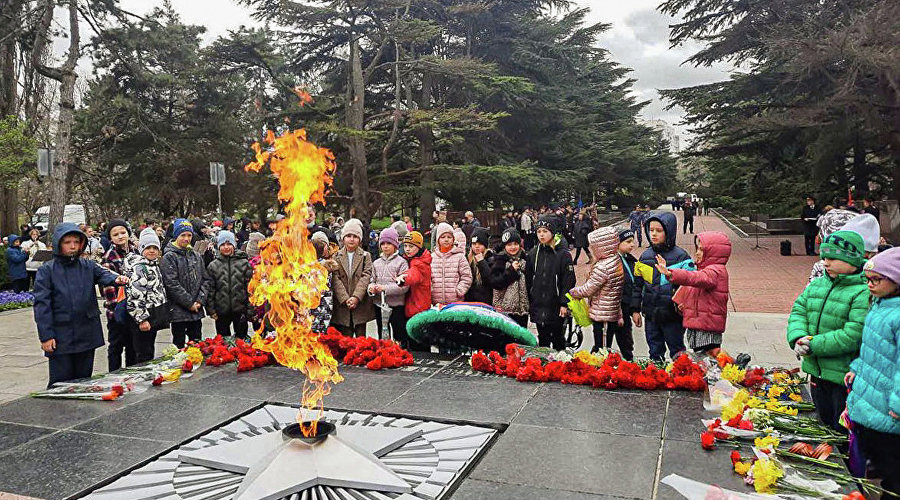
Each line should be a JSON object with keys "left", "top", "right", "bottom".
{"left": 787, "top": 230, "right": 870, "bottom": 432}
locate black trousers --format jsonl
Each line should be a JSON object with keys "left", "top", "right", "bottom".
{"left": 107, "top": 318, "right": 131, "bottom": 372}
{"left": 48, "top": 350, "right": 95, "bottom": 387}
{"left": 856, "top": 424, "right": 900, "bottom": 497}
{"left": 593, "top": 316, "right": 634, "bottom": 360}
{"left": 171, "top": 320, "right": 203, "bottom": 349}
{"left": 804, "top": 232, "right": 817, "bottom": 255}
{"left": 27, "top": 270, "right": 38, "bottom": 290}
{"left": 126, "top": 322, "right": 158, "bottom": 365}
{"left": 536, "top": 320, "right": 565, "bottom": 350}
{"left": 215, "top": 312, "right": 249, "bottom": 339}
{"left": 573, "top": 246, "right": 590, "bottom": 265}
{"left": 508, "top": 314, "right": 528, "bottom": 328}
{"left": 333, "top": 323, "right": 368, "bottom": 337}
{"left": 810, "top": 377, "right": 848, "bottom": 434}
{"left": 11, "top": 277, "right": 29, "bottom": 292}
{"left": 683, "top": 218, "right": 694, "bottom": 234}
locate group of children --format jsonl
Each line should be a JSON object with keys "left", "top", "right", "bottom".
{"left": 787, "top": 225, "right": 900, "bottom": 494}
{"left": 33, "top": 218, "right": 259, "bottom": 386}
{"left": 313, "top": 217, "right": 578, "bottom": 351}
{"left": 572, "top": 210, "right": 732, "bottom": 363}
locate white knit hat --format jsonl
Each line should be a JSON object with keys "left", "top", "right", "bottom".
{"left": 342, "top": 218, "right": 364, "bottom": 240}
{"left": 138, "top": 227, "right": 161, "bottom": 253}
{"left": 842, "top": 214, "right": 880, "bottom": 253}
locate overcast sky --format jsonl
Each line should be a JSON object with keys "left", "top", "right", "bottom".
{"left": 89, "top": 0, "right": 735, "bottom": 143}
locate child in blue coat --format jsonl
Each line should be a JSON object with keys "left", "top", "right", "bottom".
{"left": 5, "top": 234, "right": 29, "bottom": 292}
{"left": 33, "top": 223, "right": 128, "bottom": 386}
{"left": 846, "top": 247, "right": 900, "bottom": 494}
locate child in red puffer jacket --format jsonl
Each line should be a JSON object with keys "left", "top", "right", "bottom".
{"left": 655, "top": 231, "right": 731, "bottom": 353}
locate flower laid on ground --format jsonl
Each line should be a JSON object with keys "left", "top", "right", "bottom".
{"left": 469, "top": 345, "right": 706, "bottom": 391}
{"left": 318, "top": 328, "right": 414, "bottom": 370}
{"left": 191, "top": 335, "right": 272, "bottom": 371}
{"left": 0, "top": 291, "right": 34, "bottom": 312}
{"left": 720, "top": 364, "right": 746, "bottom": 385}
{"left": 749, "top": 457, "right": 783, "bottom": 493}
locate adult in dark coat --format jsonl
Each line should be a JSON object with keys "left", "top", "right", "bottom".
{"left": 33, "top": 223, "right": 124, "bottom": 386}
{"left": 526, "top": 219, "right": 576, "bottom": 350}
{"left": 801, "top": 196, "right": 821, "bottom": 256}
{"left": 572, "top": 213, "right": 592, "bottom": 265}
{"left": 161, "top": 219, "right": 209, "bottom": 348}
{"left": 682, "top": 201, "right": 696, "bottom": 234}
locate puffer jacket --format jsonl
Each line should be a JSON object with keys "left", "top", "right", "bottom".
{"left": 668, "top": 231, "right": 731, "bottom": 333}
{"left": 619, "top": 252, "right": 640, "bottom": 314}
{"left": 404, "top": 249, "right": 432, "bottom": 318}
{"left": 569, "top": 227, "right": 623, "bottom": 322}
{"left": 431, "top": 245, "right": 472, "bottom": 305}
{"left": 848, "top": 297, "right": 900, "bottom": 434}
{"left": 33, "top": 224, "right": 119, "bottom": 356}
{"left": 632, "top": 211, "right": 691, "bottom": 323}
{"left": 205, "top": 250, "right": 253, "bottom": 317}
{"left": 126, "top": 257, "right": 167, "bottom": 324}
{"left": 490, "top": 250, "right": 529, "bottom": 315}
{"left": 370, "top": 252, "right": 409, "bottom": 307}
{"left": 526, "top": 236, "right": 576, "bottom": 324}
{"left": 787, "top": 270, "right": 869, "bottom": 385}
{"left": 161, "top": 242, "right": 209, "bottom": 323}
{"left": 5, "top": 235, "right": 28, "bottom": 280}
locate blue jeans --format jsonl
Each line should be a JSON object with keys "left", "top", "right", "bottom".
{"left": 644, "top": 320, "right": 685, "bottom": 361}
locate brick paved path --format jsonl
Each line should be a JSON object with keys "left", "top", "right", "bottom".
{"left": 573, "top": 208, "right": 818, "bottom": 314}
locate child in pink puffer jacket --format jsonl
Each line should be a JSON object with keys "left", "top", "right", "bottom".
{"left": 431, "top": 222, "right": 472, "bottom": 306}
{"left": 569, "top": 227, "right": 624, "bottom": 353}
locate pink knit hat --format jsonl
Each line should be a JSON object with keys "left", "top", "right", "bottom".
{"left": 378, "top": 227, "right": 400, "bottom": 249}
{"left": 864, "top": 247, "right": 900, "bottom": 284}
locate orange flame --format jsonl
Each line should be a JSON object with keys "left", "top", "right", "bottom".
{"left": 245, "top": 123, "right": 342, "bottom": 437}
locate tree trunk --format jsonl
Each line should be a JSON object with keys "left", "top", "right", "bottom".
{"left": 31, "top": 0, "right": 80, "bottom": 233}
{"left": 0, "top": 0, "right": 23, "bottom": 236}
{"left": 346, "top": 38, "right": 370, "bottom": 222}
{"left": 417, "top": 72, "right": 435, "bottom": 230}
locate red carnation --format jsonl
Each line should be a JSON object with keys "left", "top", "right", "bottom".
{"left": 700, "top": 431, "right": 716, "bottom": 450}
{"left": 366, "top": 356, "right": 384, "bottom": 371}
{"left": 730, "top": 450, "right": 742, "bottom": 465}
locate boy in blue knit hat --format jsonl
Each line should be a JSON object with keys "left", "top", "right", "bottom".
{"left": 161, "top": 218, "right": 208, "bottom": 347}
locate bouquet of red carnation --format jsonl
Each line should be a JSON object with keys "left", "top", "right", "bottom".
{"left": 515, "top": 357, "right": 547, "bottom": 382}
{"left": 471, "top": 351, "right": 494, "bottom": 372}
{"left": 560, "top": 359, "right": 596, "bottom": 385}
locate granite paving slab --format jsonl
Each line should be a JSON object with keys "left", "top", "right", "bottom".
{"left": 656, "top": 438, "right": 749, "bottom": 500}
{"left": 663, "top": 393, "right": 714, "bottom": 443}
{"left": 470, "top": 424, "right": 659, "bottom": 499}
{"left": 0, "top": 396, "right": 122, "bottom": 429}
{"left": 450, "top": 478, "right": 634, "bottom": 499}
{"left": 73, "top": 393, "right": 260, "bottom": 442}
{"left": 0, "top": 430, "right": 171, "bottom": 500}
{"left": 271, "top": 370, "right": 424, "bottom": 412}
{"left": 513, "top": 384, "right": 668, "bottom": 438}
{"left": 0, "top": 422, "right": 55, "bottom": 452}
{"left": 173, "top": 364, "right": 302, "bottom": 400}
{"left": 384, "top": 377, "right": 539, "bottom": 425}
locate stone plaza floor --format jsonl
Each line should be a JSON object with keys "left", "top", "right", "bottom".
{"left": 0, "top": 208, "right": 824, "bottom": 499}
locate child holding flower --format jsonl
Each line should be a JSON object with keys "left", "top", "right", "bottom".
{"left": 787, "top": 230, "right": 869, "bottom": 432}
{"left": 846, "top": 247, "right": 900, "bottom": 495}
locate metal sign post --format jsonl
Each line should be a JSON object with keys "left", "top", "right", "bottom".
{"left": 37, "top": 148, "right": 56, "bottom": 177}
{"left": 210, "top": 162, "right": 226, "bottom": 220}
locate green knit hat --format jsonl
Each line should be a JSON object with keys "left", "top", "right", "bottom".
{"left": 820, "top": 230, "right": 866, "bottom": 267}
